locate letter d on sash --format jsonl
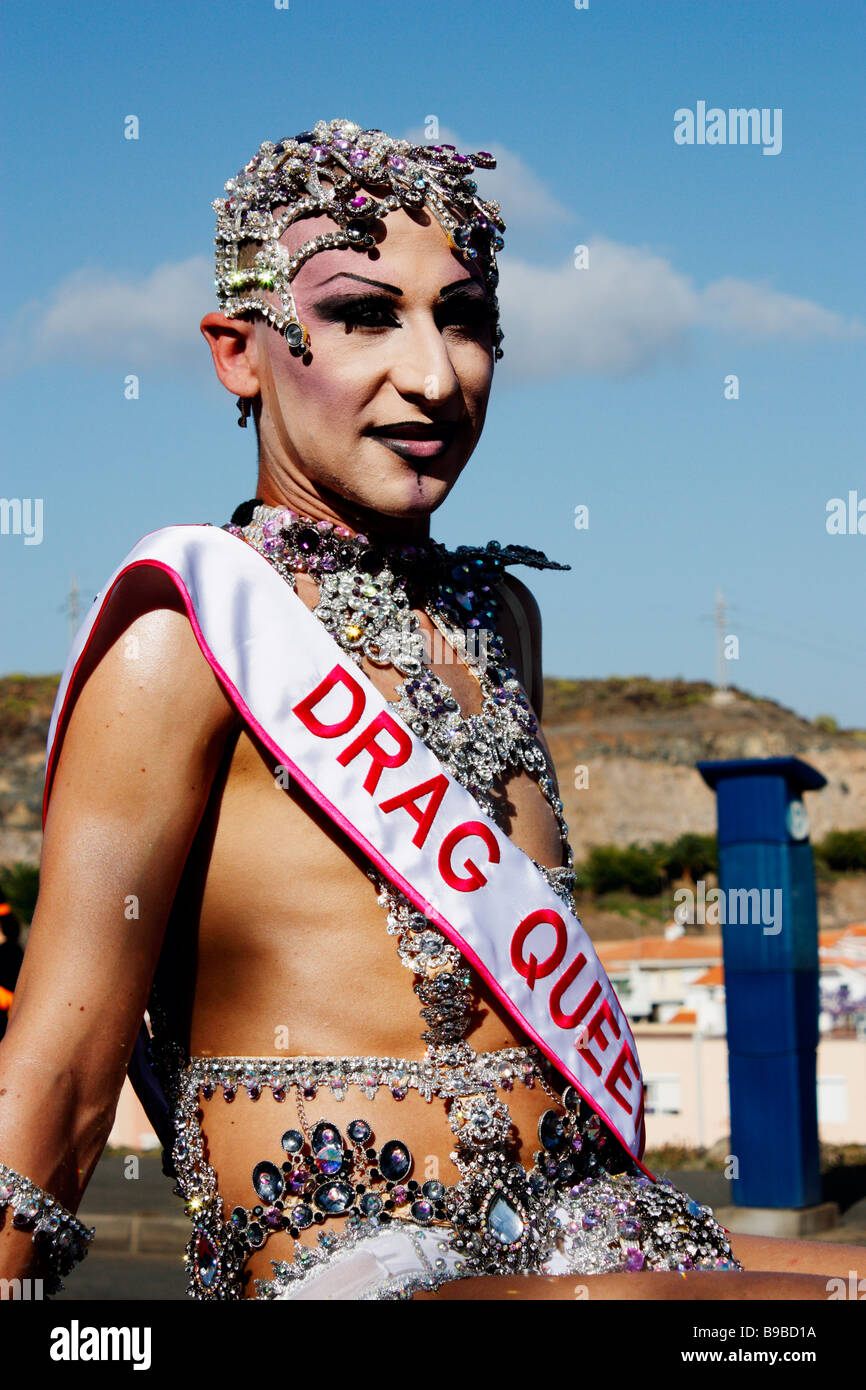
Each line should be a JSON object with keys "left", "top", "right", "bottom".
{"left": 293, "top": 664, "right": 366, "bottom": 737}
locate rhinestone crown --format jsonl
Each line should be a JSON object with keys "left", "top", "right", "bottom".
{"left": 212, "top": 117, "right": 506, "bottom": 358}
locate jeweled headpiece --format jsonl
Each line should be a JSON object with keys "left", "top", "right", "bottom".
{"left": 212, "top": 118, "right": 506, "bottom": 360}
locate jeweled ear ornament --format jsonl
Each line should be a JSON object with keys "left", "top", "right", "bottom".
{"left": 283, "top": 320, "right": 310, "bottom": 353}
{"left": 236, "top": 396, "right": 252, "bottom": 428}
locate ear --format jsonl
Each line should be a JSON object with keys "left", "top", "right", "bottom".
{"left": 200, "top": 313, "right": 261, "bottom": 397}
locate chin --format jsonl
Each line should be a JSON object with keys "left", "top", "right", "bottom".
{"left": 372, "top": 479, "right": 454, "bottom": 519}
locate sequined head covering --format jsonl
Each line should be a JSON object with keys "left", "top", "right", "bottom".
{"left": 212, "top": 117, "right": 506, "bottom": 360}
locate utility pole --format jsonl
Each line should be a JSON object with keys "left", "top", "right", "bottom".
{"left": 66, "top": 574, "right": 81, "bottom": 651}
{"left": 715, "top": 588, "right": 728, "bottom": 694}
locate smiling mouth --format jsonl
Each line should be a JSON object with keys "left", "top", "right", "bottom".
{"left": 365, "top": 421, "right": 460, "bottom": 459}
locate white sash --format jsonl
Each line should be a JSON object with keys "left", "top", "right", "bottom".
{"left": 44, "top": 523, "right": 648, "bottom": 1168}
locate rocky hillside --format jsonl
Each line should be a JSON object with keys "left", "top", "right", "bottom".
{"left": 2, "top": 673, "right": 865, "bottom": 868}
{"left": 545, "top": 676, "right": 866, "bottom": 854}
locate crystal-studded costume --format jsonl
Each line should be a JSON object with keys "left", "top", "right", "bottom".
{"left": 131, "top": 501, "right": 742, "bottom": 1300}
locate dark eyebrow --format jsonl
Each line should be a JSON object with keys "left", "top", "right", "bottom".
{"left": 314, "top": 272, "right": 403, "bottom": 295}
{"left": 312, "top": 272, "right": 486, "bottom": 300}
{"left": 437, "top": 278, "right": 487, "bottom": 300}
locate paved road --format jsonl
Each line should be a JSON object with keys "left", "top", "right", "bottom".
{"left": 54, "top": 1253, "right": 187, "bottom": 1301}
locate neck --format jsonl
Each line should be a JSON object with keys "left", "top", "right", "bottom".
{"left": 255, "top": 477, "right": 432, "bottom": 546}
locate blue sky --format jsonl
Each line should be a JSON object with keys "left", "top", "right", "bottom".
{"left": 2, "top": 0, "right": 865, "bottom": 726}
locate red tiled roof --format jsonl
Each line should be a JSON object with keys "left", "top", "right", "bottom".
{"left": 599, "top": 925, "right": 866, "bottom": 967}
{"left": 694, "top": 966, "right": 725, "bottom": 986}
{"left": 598, "top": 935, "right": 723, "bottom": 965}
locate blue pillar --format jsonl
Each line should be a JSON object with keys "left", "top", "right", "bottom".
{"left": 696, "top": 756, "right": 826, "bottom": 1209}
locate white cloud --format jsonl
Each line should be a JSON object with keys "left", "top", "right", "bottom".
{"left": 495, "top": 238, "right": 863, "bottom": 380}
{"left": 698, "top": 276, "right": 860, "bottom": 341}
{"left": 0, "top": 256, "right": 215, "bottom": 376}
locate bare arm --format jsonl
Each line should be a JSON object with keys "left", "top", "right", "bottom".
{"left": 0, "top": 566, "right": 239, "bottom": 1280}
{"left": 496, "top": 572, "right": 558, "bottom": 791}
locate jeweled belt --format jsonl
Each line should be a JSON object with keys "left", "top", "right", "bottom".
{"left": 175, "top": 1044, "right": 633, "bottom": 1296}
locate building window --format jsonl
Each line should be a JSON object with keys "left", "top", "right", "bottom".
{"left": 818, "top": 1076, "right": 849, "bottom": 1125}
{"left": 644, "top": 1075, "right": 682, "bottom": 1116}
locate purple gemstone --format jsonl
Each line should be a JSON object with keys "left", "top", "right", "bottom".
{"left": 309, "top": 145, "right": 330, "bottom": 163}
{"left": 350, "top": 195, "right": 369, "bottom": 208}
{"left": 349, "top": 150, "right": 369, "bottom": 166}
{"left": 388, "top": 155, "right": 406, "bottom": 171}
{"left": 265, "top": 1207, "right": 283, "bottom": 1230}
{"left": 625, "top": 1248, "right": 646, "bottom": 1271}
{"left": 286, "top": 1168, "right": 311, "bottom": 1195}
{"left": 392, "top": 1185, "right": 409, "bottom": 1204}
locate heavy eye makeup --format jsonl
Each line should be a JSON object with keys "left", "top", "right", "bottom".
{"left": 311, "top": 289, "right": 493, "bottom": 338}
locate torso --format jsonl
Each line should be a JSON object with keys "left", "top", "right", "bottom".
{"left": 154, "top": 560, "right": 571, "bottom": 1296}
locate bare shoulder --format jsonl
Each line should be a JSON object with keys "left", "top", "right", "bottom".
{"left": 495, "top": 571, "right": 544, "bottom": 719}
{"left": 47, "top": 562, "right": 240, "bottom": 804}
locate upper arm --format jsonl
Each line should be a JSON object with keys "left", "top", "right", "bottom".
{"left": 1, "top": 565, "right": 239, "bottom": 1188}
{"left": 496, "top": 572, "right": 545, "bottom": 719}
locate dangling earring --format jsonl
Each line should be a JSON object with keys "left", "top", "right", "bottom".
{"left": 236, "top": 396, "right": 252, "bottom": 428}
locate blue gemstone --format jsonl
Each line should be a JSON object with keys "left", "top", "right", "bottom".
{"left": 291, "top": 1204, "right": 313, "bottom": 1229}
{"left": 422, "top": 1180, "right": 445, "bottom": 1201}
{"left": 486, "top": 1194, "right": 525, "bottom": 1245}
{"left": 230, "top": 1206, "right": 248, "bottom": 1230}
{"left": 538, "top": 1109, "right": 566, "bottom": 1151}
{"left": 359, "top": 1193, "right": 383, "bottom": 1217}
{"left": 247, "top": 1222, "right": 266, "bottom": 1248}
{"left": 193, "top": 1230, "right": 219, "bottom": 1289}
{"left": 379, "top": 1140, "right": 412, "bottom": 1181}
{"left": 252, "top": 1161, "right": 284, "bottom": 1203}
{"left": 347, "top": 1119, "right": 372, "bottom": 1145}
{"left": 281, "top": 1129, "right": 304, "bottom": 1154}
{"left": 410, "top": 1199, "right": 434, "bottom": 1224}
{"left": 313, "top": 1182, "right": 355, "bottom": 1215}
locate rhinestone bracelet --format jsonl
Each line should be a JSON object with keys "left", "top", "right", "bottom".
{"left": 0, "top": 1160, "right": 95, "bottom": 1296}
